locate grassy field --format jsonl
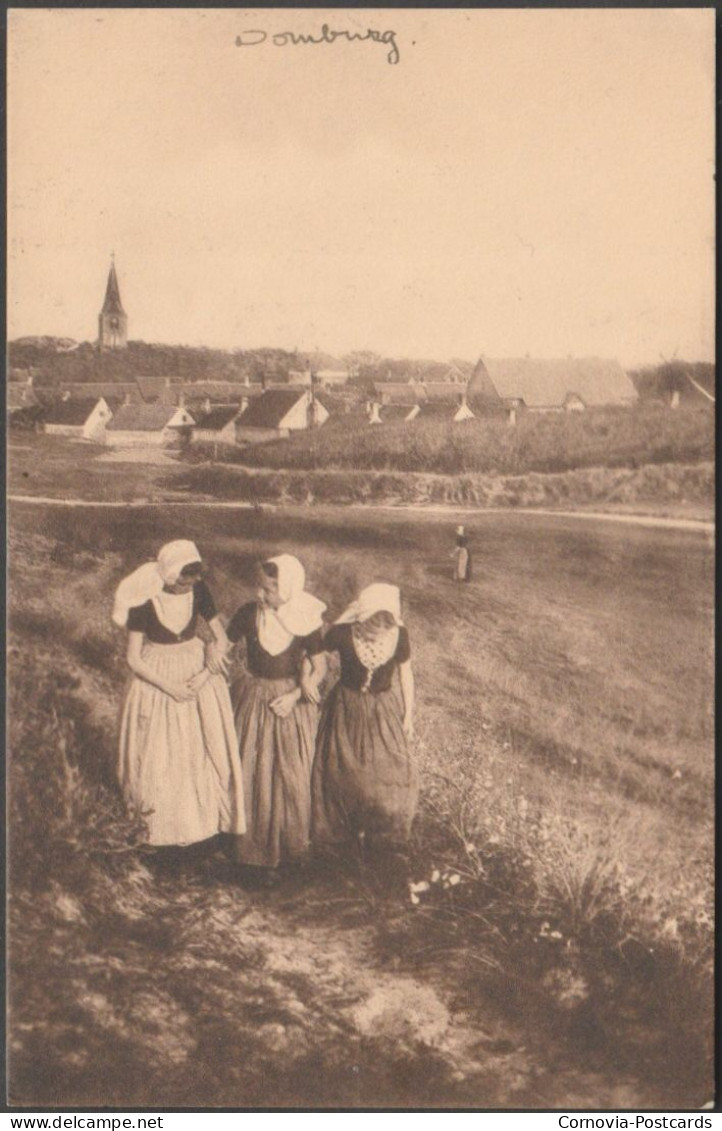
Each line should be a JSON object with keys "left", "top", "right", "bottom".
{"left": 195, "top": 403, "right": 715, "bottom": 476}
{"left": 8, "top": 502, "right": 714, "bottom": 1107}
{"left": 7, "top": 434, "right": 184, "bottom": 502}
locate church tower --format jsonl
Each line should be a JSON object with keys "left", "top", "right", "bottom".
{"left": 98, "top": 255, "right": 128, "bottom": 349}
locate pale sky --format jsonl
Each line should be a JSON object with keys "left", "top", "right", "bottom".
{"left": 7, "top": 7, "right": 715, "bottom": 366}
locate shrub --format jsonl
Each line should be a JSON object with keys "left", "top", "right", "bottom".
{"left": 399, "top": 765, "right": 714, "bottom": 1102}
{"left": 8, "top": 645, "right": 146, "bottom": 893}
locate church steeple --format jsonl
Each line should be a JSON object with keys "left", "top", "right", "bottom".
{"left": 98, "top": 255, "right": 128, "bottom": 349}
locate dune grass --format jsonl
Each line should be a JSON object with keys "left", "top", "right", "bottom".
{"left": 197, "top": 403, "right": 714, "bottom": 476}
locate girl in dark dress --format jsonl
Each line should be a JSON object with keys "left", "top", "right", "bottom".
{"left": 227, "top": 555, "right": 326, "bottom": 870}
{"left": 309, "top": 583, "right": 417, "bottom": 850}
{"left": 113, "top": 540, "right": 245, "bottom": 847}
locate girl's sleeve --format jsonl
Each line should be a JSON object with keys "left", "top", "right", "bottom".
{"left": 126, "top": 603, "right": 148, "bottom": 633}
{"left": 396, "top": 626, "right": 411, "bottom": 663}
{"left": 301, "top": 628, "right": 324, "bottom": 655}
{"left": 226, "top": 602, "right": 254, "bottom": 644}
{"left": 194, "top": 580, "right": 217, "bottom": 620}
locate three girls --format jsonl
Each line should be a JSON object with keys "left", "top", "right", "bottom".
{"left": 115, "top": 543, "right": 417, "bottom": 865}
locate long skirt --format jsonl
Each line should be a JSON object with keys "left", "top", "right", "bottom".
{"left": 231, "top": 675, "right": 319, "bottom": 868}
{"left": 311, "top": 684, "right": 418, "bottom": 848}
{"left": 455, "top": 547, "right": 472, "bottom": 582}
{"left": 118, "top": 638, "right": 246, "bottom": 846}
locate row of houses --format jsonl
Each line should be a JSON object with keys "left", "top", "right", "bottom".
{"left": 29, "top": 387, "right": 329, "bottom": 447}
{"left": 14, "top": 384, "right": 473, "bottom": 447}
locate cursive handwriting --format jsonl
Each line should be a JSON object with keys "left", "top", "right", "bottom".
{"left": 235, "top": 24, "right": 400, "bottom": 66}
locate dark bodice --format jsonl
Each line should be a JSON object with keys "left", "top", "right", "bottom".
{"left": 126, "top": 581, "right": 217, "bottom": 644}
{"left": 308, "top": 623, "right": 410, "bottom": 694}
{"left": 226, "top": 602, "right": 322, "bottom": 680}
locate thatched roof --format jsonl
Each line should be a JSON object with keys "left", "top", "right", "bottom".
{"left": 44, "top": 399, "right": 99, "bottom": 425}
{"left": 193, "top": 406, "right": 241, "bottom": 431}
{"left": 471, "top": 357, "right": 637, "bottom": 408}
{"left": 106, "top": 404, "right": 190, "bottom": 432}
{"left": 59, "top": 382, "right": 141, "bottom": 404}
{"left": 237, "top": 389, "right": 306, "bottom": 429}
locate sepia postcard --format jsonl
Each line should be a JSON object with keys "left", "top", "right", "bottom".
{"left": 6, "top": 6, "right": 715, "bottom": 1112}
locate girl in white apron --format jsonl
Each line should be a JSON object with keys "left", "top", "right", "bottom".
{"left": 113, "top": 540, "right": 245, "bottom": 847}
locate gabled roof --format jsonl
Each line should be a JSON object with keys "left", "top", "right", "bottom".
{"left": 101, "top": 261, "right": 125, "bottom": 316}
{"left": 473, "top": 357, "right": 637, "bottom": 408}
{"left": 193, "top": 406, "right": 241, "bottom": 431}
{"left": 311, "top": 392, "right": 348, "bottom": 415}
{"left": 237, "top": 389, "right": 306, "bottom": 428}
{"left": 44, "top": 399, "right": 100, "bottom": 425}
{"left": 106, "top": 404, "right": 189, "bottom": 432}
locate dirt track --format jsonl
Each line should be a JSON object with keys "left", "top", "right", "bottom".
{"left": 8, "top": 494, "right": 714, "bottom": 534}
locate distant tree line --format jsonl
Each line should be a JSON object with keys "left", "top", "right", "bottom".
{"left": 8, "top": 340, "right": 715, "bottom": 405}
{"left": 628, "top": 361, "right": 715, "bottom": 403}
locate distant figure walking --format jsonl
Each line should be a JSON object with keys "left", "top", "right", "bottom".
{"left": 310, "top": 583, "right": 417, "bottom": 853}
{"left": 227, "top": 555, "right": 327, "bottom": 874}
{"left": 452, "top": 525, "right": 472, "bottom": 582}
{"left": 113, "top": 540, "right": 245, "bottom": 847}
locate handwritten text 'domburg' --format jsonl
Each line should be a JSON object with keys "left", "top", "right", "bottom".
{"left": 235, "top": 25, "right": 400, "bottom": 66}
